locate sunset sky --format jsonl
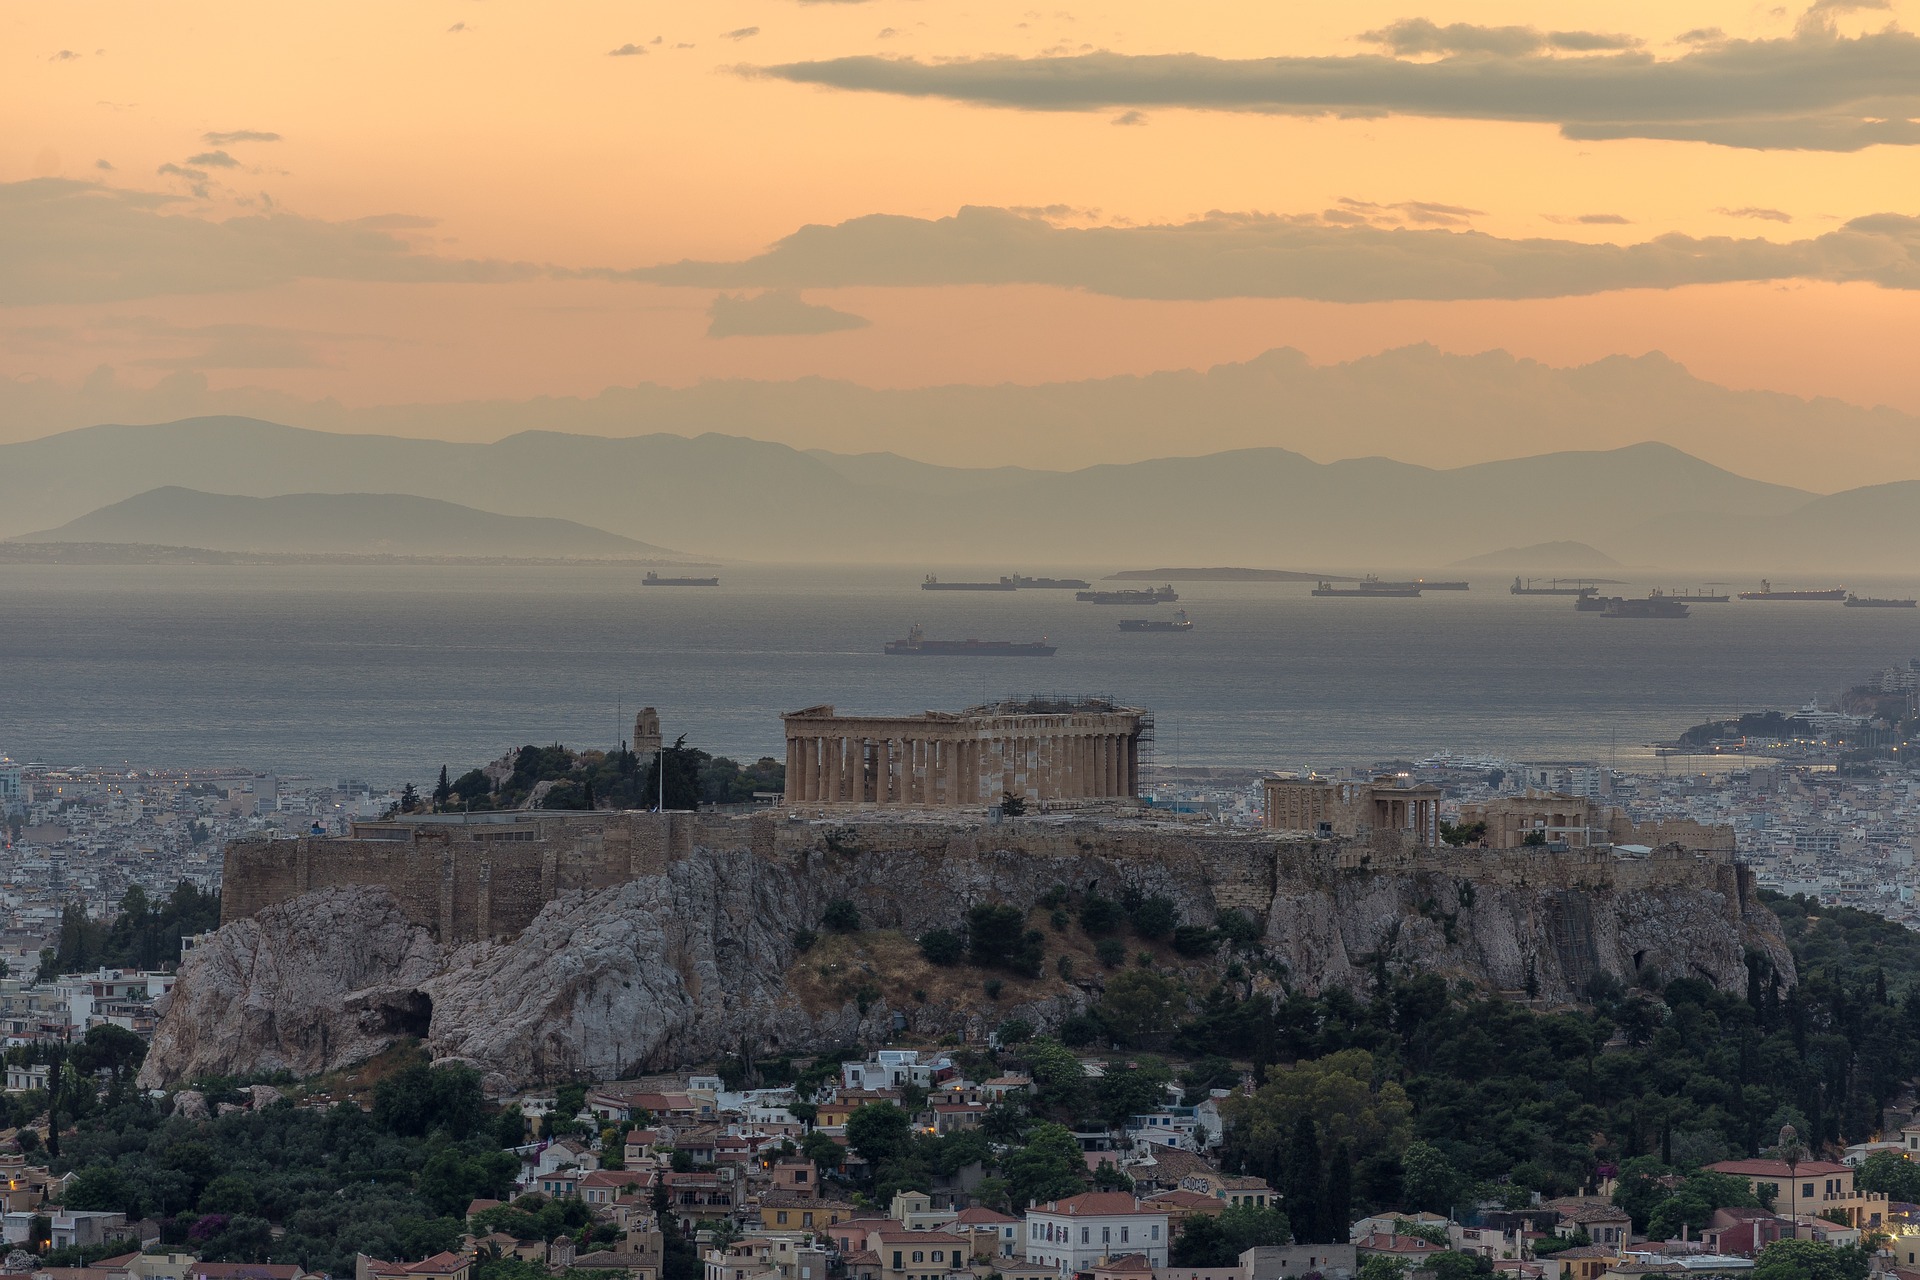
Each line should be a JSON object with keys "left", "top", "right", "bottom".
{"left": 6, "top": 0, "right": 1920, "bottom": 452}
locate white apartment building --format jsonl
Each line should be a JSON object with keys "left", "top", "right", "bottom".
{"left": 1023, "top": 1193, "right": 1169, "bottom": 1276}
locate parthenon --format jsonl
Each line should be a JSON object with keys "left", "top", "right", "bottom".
{"left": 781, "top": 697, "right": 1148, "bottom": 807}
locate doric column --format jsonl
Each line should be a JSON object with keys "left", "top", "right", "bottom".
{"left": 823, "top": 736, "right": 842, "bottom": 804}
{"left": 1126, "top": 735, "right": 1139, "bottom": 796}
{"left": 784, "top": 737, "right": 800, "bottom": 803}
{"left": 909, "top": 740, "right": 925, "bottom": 804}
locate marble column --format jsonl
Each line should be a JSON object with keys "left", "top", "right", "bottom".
{"left": 822, "top": 736, "right": 841, "bottom": 804}
{"left": 1126, "top": 735, "right": 1139, "bottom": 796}
{"left": 784, "top": 737, "right": 799, "bottom": 803}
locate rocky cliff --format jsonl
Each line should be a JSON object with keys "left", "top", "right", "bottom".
{"left": 141, "top": 819, "right": 1794, "bottom": 1091}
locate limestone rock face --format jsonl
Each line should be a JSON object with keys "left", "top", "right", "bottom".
{"left": 138, "top": 886, "right": 443, "bottom": 1089}
{"left": 143, "top": 833, "right": 1795, "bottom": 1090}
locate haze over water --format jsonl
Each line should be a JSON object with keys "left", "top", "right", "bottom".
{"left": 4, "top": 563, "right": 1916, "bottom": 784}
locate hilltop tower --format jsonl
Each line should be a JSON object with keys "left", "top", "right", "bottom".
{"left": 632, "top": 707, "right": 662, "bottom": 772}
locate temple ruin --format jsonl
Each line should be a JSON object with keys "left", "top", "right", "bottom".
{"left": 780, "top": 696, "right": 1148, "bottom": 807}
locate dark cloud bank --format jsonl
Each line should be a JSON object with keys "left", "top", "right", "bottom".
{"left": 757, "top": 21, "right": 1920, "bottom": 151}
{"left": 7, "top": 179, "right": 1920, "bottom": 308}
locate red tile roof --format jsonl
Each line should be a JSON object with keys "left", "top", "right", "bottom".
{"left": 1035, "top": 1192, "right": 1156, "bottom": 1217}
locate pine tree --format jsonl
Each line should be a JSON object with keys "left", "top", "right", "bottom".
{"left": 583, "top": 777, "right": 596, "bottom": 811}
{"left": 1323, "top": 1140, "right": 1352, "bottom": 1245}
{"left": 433, "top": 766, "right": 452, "bottom": 811}
{"left": 1284, "top": 1115, "right": 1322, "bottom": 1242}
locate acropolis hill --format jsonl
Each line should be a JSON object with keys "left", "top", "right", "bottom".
{"left": 145, "top": 803, "right": 1793, "bottom": 1091}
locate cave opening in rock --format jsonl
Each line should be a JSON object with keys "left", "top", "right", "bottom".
{"left": 380, "top": 990, "right": 433, "bottom": 1038}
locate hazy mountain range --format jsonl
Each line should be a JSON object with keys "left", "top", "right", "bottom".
{"left": 6, "top": 344, "right": 1918, "bottom": 492}
{"left": 4, "top": 415, "right": 1919, "bottom": 572}
{"left": 11, "top": 488, "right": 679, "bottom": 559}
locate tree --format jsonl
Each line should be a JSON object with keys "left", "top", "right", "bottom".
{"left": 845, "top": 1104, "right": 913, "bottom": 1164}
{"left": 1751, "top": 1240, "right": 1871, "bottom": 1280}
{"left": 433, "top": 767, "right": 453, "bottom": 811}
{"left": 1224, "top": 1050, "right": 1412, "bottom": 1188}
{"left": 1097, "top": 969, "right": 1183, "bottom": 1047}
{"left": 1401, "top": 1141, "right": 1462, "bottom": 1216}
{"left": 823, "top": 899, "right": 861, "bottom": 933}
{"left": 967, "top": 904, "right": 1044, "bottom": 977}
{"left": 1130, "top": 895, "right": 1179, "bottom": 940}
{"left": 641, "top": 736, "right": 703, "bottom": 811}
{"left": 1324, "top": 1140, "right": 1353, "bottom": 1244}
{"left": 1283, "top": 1116, "right": 1323, "bottom": 1242}
{"left": 1359, "top": 1256, "right": 1408, "bottom": 1280}
{"left": 1856, "top": 1150, "right": 1920, "bottom": 1201}
{"left": 1079, "top": 893, "right": 1124, "bottom": 936}
{"left": 1430, "top": 1253, "right": 1494, "bottom": 1280}
{"left": 1092, "top": 1160, "right": 1134, "bottom": 1191}
{"left": 399, "top": 782, "right": 420, "bottom": 813}
{"left": 1002, "top": 1123, "right": 1087, "bottom": 1207}
{"left": 919, "top": 929, "right": 964, "bottom": 966}
{"left": 801, "top": 1129, "right": 844, "bottom": 1171}
{"left": 1092, "top": 1058, "right": 1173, "bottom": 1128}
{"left": 1170, "top": 1206, "right": 1292, "bottom": 1265}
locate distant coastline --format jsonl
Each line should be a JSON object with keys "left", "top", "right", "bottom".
{"left": 1105, "top": 566, "right": 1354, "bottom": 582}
{"left": 0, "top": 541, "right": 720, "bottom": 568}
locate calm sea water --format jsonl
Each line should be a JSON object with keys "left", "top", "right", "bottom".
{"left": 2, "top": 563, "right": 1917, "bottom": 784}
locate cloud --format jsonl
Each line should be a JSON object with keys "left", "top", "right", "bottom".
{"left": 0, "top": 179, "right": 541, "bottom": 305}
{"left": 623, "top": 203, "right": 1920, "bottom": 303}
{"left": 609, "top": 43, "right": 649, "bottom": 56}
{"left": 447, "top": 22, "right": 469, "bottom": 34}
{"left": 1717, "top": 206, "right": 1795, "bottom": 222}
{"left": 706, "top": 289, "right": 870, "bottom": 337}
{"left": 757, "top": 25, "right": 1920, "bottom": 151}
{"left": 203, "top": 130, "right": 281, "bottom": 145}
{"left": 1112, "top": 109, "right": 1148, "bottom": 125}
{"left": 1358, "top": 19, "right": 1641, "bottom": 57}
{"left": 95, "top": 159, "right": 114, "bottom": 171}
{"left": 184, "top": 150, "right": 240, "bottom": 168}
{"left": 723, "top": 27, "right": 761, "bottom": 40}
{"left": 1336, "top": 197, "right": 1484, "bottom": 227}
{"left": 1545, "top": 212, "right": 1634, "bottom": 224}
{"left": 51, "top": 49, "right": 80, "bottom": 62}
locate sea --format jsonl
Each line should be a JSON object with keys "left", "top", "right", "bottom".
{"left": 3, "top": 563, "right": 1917, "bottom": 785}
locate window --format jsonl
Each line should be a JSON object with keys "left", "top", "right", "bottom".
{"left": 1120, "top": 1228, "right": 1129, "bottom": 1244}
{"left": 1082, "top": 1228, "right": 1090, "bottom": 1244}
{"left": 1102, "top": 1228, "right": 1111, "bottom": 1244}
{"left": 777, "top": 1213, "right": 788, "bottom": 1225}
{"left": 804, "top": 1213, "right": 814, "bottom": 1227}
{"left": 912, "top": 1253, "right": 923, "bottom": 1264}
{"left": 893, "top": 1254, "right": 902, "bottom": 1270}
{"left": 1804, "top": 1183, "right": 1815, "bottom": 1198}
{"left": 932, "top": 1253, "right": 943, "bottom": 1263}
{"left": 1151, "top": 1227, "right": 1160, "bottom": 1242}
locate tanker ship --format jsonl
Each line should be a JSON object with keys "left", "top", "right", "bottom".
{"left": 884, "top": 624, "right": 1056, "bottom": 656}
{"left": 1737, "top": 580, "right": 1847, "bottom": 601}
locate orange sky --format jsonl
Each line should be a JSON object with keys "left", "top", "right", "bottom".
{"left": 5, "top": 0, "right": 1920, "bottom": 440}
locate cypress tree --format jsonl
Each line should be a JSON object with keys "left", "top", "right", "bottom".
{"left": 1284, "top": 1116, "right": 1322, "bottom": 1242}
{"left": 1322, "top": 1141, "right": 1352, "bottom": 1245}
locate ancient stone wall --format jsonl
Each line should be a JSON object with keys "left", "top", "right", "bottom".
{"left": 223, "top": 812, "right": 1750, "bottom": 946}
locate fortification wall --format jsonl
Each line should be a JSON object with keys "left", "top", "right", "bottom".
{"left": 222, "top": 812, "right": 1747, "bottom": 946}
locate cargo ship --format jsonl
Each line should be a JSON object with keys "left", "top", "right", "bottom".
{"left": 643, "top": 571, "right": 719, "bottom": 587}
{"left": 922, "top": 575, "right": 1015, "bottom": 591}
{"left": 1512, "top": 577, "right": 1599, "bottom": 597}
{"left": 1599, "top": 594, "right": 1690, "bottom": 619}
{"left": 884, "top": 624, "right": 1056, "bottom": 656}
{"left": 1119, "top": 610, "right": 1192, "bottom": 632}
{"left": 1844, "top": 593, "right": 1918, "bottom": 608}
{"left": 1667, "top": 587, "right": 1731, "bottom": 603}
{"left": 1077, "top": 585, "right": 1178, "bottom": 604}
{"left": 1313, "top": 577, "right": 1421, "bottom": 597}
{"left": 1007, "top": 574, "right": 1092, "bottom": 590}
{"left": 1737, "top": 580, "right": 1846, "bottom": 601}
{"left": 1375, "top": 579, "right": 1469, "bottom": 591}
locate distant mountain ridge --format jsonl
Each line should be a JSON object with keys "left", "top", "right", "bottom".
{"left": 11, "top": 487, "right": 682, "bottom": 559}
{"left": 2, "top": 417, "right": 1918, "bottom": 571}
{"left": 1451, "top": 541, "right": 1622, "bottom": 569}
{"left": 5, "top": 344, "right": 1917, "bottom": 491}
